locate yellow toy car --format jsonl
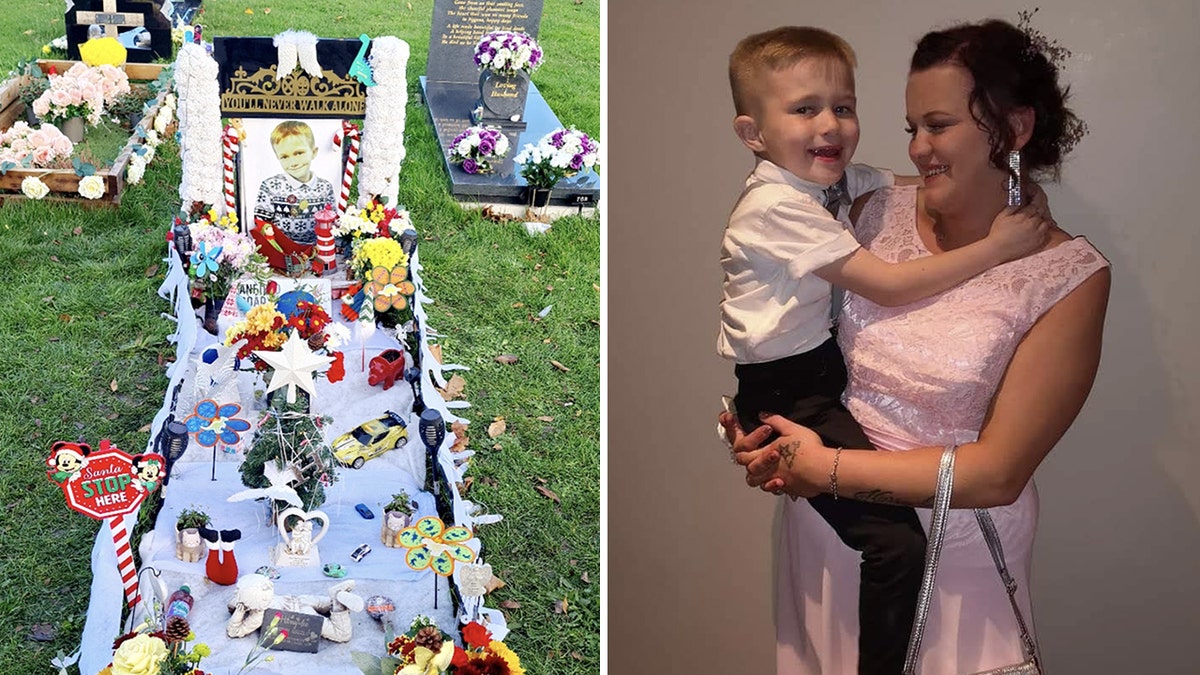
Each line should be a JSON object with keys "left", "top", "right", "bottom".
{"left": 332, "top": 411, "right": 409, "bottom": 469}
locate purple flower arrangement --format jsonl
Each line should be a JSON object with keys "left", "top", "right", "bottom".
{"left": 514, "top": 127, "right": 602, "bottom": 189}
{"left": 473, "top": 30, "right": 544, "bottom": 78}
{"left": 449, "top": 125, "right": 511, "bottom": 174}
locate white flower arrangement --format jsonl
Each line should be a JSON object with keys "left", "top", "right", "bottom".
{"left": 449, "top": 125, "right": 509, "bottom": 174}
{"left": 359, "top": 36, "right": 409, "bottom": 208}
{"left": 21, "top": 176, "right": 50, "bottom": 200}
{"left": 514, "top": 127, "right": 601, "bottom": 189}
{"left": 474, "top": 31, "right": 543, "bottom": 77}
{"left": 77, "top": 174, "right": 106, "bottom": 200}
{"left": 126, "top": 155, "right": 147, "bottom": 184}
{"left": 174, "top": 42, "right": 223, "bottom": 207}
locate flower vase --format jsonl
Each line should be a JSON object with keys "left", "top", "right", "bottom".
{"left": 476, "top": 70, "right": 530, "bottom": 124}
{"left": 202, "top": 296, "right": 220, "bottom": 335}
{"left": 527, "top": 186, "right": 552, "bottom": 208}
{"left": 60, "top": 117, "right": 85, "bottom": 143}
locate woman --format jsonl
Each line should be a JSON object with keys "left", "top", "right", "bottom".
{"left": 724, "top": 19, "right": 1110, "bottom": 674}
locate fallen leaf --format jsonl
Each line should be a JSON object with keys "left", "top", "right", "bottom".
{"left": 593, "top": 283, "right": 600, "bottom": 291}
{"left": 23, "top": 29, "right": 33, "bottom": 35}
{"left": 534, "top": 263, "right": 543, "bottom": 270}
{"left": 428, "top": 344, "right": 444, "bottom": 364}
{"left": 48, "top": 337, "right": 60, "bottom": 342}
{"left": 487, "top": 419, "right": 506, "bottom": 438}
{"left": 480, "top": 476, "right": 498, "bottom": 487}
{"left": 543, "top": 338, "right": 551, "bottom": 344}
{"left": 581, "top": 571, "right": 590, "bottom": 584}
{"left": 144, "top": 263, "right": 159, "bottom": 277}
{"left": 536, "top": 416, "right": 554, "bottom": 422}
{"left": 571, "top": 651, "right": 584, "bottom": 660}
{"left": 484, "top": 576, "right": 506, "bottom": 593}
{"left": 109, "top": 379, "right": 118, "bottom": 392}
{"left": 49, "top": 255, "right": 60, "bottom": 262}
{"left": 27, "top": 623, "right": 56, "bottom": 641}
{"left": 137, "top": 423, "right": 152, "bottom": 433}
{"left": 499, "top": 599, "right": 521, "bottom": 609}
{"left": 569, "top": 559, "right": 577, "bottom": 566}
{"left": 450, "top": 421, "right": 470, "bottom": 452}
{"left": 535, "top": 476, "right": 547, "bottom": 484}
{"left": 263, "top": 7, "right": 271, "bottom": 13}
{"left": 494, "top": 353, "right": 519, "bottom": 365}
{"left": 552, "top": 598, "right": 568, "bottom": 614}
{"left": 535, "top": 485, "right": 560, "bottom": 503}
{"left": 59, "top": 314, "right": 73, "bottom": 323}
{"left": 42, "top": 296, "right": 53, "bottom": 303}
{"left": 244, "top": 7, "right": 254, "bottom": 14}
{"left": 550, "top": 360, "right": 570, "bottom": 372}
{"left": 72, "top": 226, "right": 82, "bottom": 235}
{"left": 492, "top": 443, "right": 502, "bottom": 451}
{"left": 436, "top": 373, "right": 466, "bottom": 400}
{"left": 545, "top": 285, "right": 554, "bottom": 292}
{"left": 511, "top": 302, "right": 524, "bottom": 309}
{"left": 456, "top": 476, "right": 474, "bottom": 496}
{"left": 105, "top": 413, "right": 119, "bottom": 420}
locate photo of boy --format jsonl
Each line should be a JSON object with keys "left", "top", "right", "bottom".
{"left": 253, "top": 120, "right": 337, "bottom": 246}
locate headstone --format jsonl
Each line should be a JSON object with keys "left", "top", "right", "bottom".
{"left": 427, "top": 0, "right": 544, "bottom": 84}
{"left": 212, "top": 37, "right": 368, "bottom": 118}
{"left": 421, "top": 0, "right": 599, "bottom": 207}
{"left": 66, "top": 0, "right": 173, "bottom": 63}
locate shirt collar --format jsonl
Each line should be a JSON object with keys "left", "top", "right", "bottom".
{"left": 748, "top": 159, "right": 831, "bottom": 201}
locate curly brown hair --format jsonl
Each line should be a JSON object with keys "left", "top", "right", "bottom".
{"left": 910, "top": 19, "right": 1086, "bottom": 181}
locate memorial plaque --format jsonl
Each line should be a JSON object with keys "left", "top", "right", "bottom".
{"left": 427, "top": 0, "right": 544, "bottom": 84}
{"left": 213, "top": 37, "right": 368, "bottom": 118}
{"left": 261, "top": 609, "right": 324, "bottom": 653}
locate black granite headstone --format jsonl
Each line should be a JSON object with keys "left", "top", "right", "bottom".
{"left": 427, "top": 0, "right": 544, "bottom": 85}
{"left": 66, "top": 0, "right": 172, "bottom": 63}
{"left": 212, "top": 37, "right": 368, "bottom": 118}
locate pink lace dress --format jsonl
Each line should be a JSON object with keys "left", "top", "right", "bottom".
{"left": 776, "top": 186, "right": 1109, "bottom": 674}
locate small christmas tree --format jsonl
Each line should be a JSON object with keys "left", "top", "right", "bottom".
{"left": 240, "top": 396, "right": 337, "bottom": 514}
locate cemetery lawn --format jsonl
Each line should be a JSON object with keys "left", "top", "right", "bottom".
{"left": 0, "top": 1, "right": 600, "bottom": 674}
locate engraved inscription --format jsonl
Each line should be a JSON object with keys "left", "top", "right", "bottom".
{"left": 440, "top": 0, "right": 532, "bottom": 46}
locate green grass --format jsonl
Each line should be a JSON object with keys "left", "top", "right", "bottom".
{"left": 0, "top": 2, "right": 599, "bottom": 673}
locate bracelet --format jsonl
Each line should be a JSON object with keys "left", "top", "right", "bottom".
{"left": 830, "top": 447, "right": 843, "bottom": 500}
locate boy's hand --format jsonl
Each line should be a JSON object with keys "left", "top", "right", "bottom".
{"left": 987, "top": 201, "right": 1050, "bottom": 262}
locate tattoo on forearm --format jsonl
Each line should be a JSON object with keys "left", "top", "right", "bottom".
{"left": 777, "top": 441, "right": 798, "bottom": 468}
{"left": 852, "top": 490, "right": 935, "bottom": 508}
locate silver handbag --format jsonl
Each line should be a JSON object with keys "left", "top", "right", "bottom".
{"left": 902, "top": 446, "right": 1043, "bottom": 675}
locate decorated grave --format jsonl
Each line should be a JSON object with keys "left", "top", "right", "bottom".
{"left": 421, "top": 0, "right": 600, "bottom": 209}
{"left": 58, "top": 29, "right": 519, "bottom": 675}
{"left": 0, "top": 56, "right": 176, "bottom": 204}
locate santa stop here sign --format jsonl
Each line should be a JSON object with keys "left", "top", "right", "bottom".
{"left": 46, "top": 439, "right": 165, "bottom": 520}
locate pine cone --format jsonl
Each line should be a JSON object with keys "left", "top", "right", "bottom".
{"left": 413, "top": 625, "right": 443, "bottom": 651}
{"left": 164, "top": 616, "right": 191, "bottom": 643}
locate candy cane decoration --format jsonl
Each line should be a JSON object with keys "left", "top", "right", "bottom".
{"left": 109, "top": 517, "right": 141, "bottom": 609}
{"left": 333, "top": 121, "right": 361, "bottom": 214}
{"left": 222, "top": 125, "right": 239, "bottom": 216}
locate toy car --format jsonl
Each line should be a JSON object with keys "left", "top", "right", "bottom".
{"left": 332, "top": 412, "right": 409, "bottom": 469}
{"left": 351, "top": 543, "right": 371, "bottom": 562}
{"left": 355, "top": 503, "right": 375, "bottom": 519}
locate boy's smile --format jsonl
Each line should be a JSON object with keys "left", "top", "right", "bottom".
{"left": 736, "top": 58, "right": 860, "bottom": 187}
{"left": 273, "top": 134, "right": 317, "bottom": 183}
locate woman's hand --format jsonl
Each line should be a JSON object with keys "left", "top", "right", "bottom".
{"left": 719, "top": 412, "right": 827, "bottom": 497}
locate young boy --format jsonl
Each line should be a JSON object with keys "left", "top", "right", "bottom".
{"left": 254, "top": 120, "right": 337, "bottom": 246}
{"left": 719, "top": 26, "right": 1046, "bottom": 673}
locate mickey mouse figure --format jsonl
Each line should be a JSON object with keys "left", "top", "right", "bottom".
{"left": 46, "top": 441, "right": 91, "bottom": 484}
{"left": 130, "top": 454, "right": 168, "bottom": 493}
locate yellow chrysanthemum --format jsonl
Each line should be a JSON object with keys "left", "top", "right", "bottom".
{"left": 488, "top": 640, "right": 525, "bottom": 675}
{"left": 245, "top": 304, "right": 284, "bottom": 332}
{"left": 79, "top": 37, "right": 127, "bottom": 67}
{"left": 355, "top": 237, "right": 407, "bottom": 272}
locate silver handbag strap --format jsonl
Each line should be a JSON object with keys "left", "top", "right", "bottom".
{"left": 903, "top": 445, "right": 956, "bottom": 674}
{"left": 973, "top": 508, "right": 1041, "bottom": 668}
{"left": 903, "top": 446, "right": 1041, "bottom": 674}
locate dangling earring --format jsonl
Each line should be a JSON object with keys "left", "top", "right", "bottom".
{"left": 1006, "top": 150, "right": 1022, "bottom": 206}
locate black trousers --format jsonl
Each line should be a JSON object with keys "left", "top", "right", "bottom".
{"left": 735, "top": 337, "right": 926, "bottom": 675}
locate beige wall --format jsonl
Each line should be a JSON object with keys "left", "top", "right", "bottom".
{"left": 608, "top": 1, "right": 1200, "bottom": 672}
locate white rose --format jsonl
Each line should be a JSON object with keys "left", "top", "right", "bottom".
{"left": 456, "top": 138, "right": 473, "bottom": 156}
{"left": 111, "top": 634, "right": 168, "bottom": 675}
{"left": 77, "top": 174, "right": 106, "bottom": 199}
{"left": 126, "top": 157, "right": 146, "bottom": 184}
{"left": 20, "top": 176, "right": 50, "bottom": 200}
{"left": 495, "top": 135, "right": 509, "bottom": 155}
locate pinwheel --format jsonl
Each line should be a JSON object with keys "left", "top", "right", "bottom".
{"left": 183, "top": 399, "right": 251, "bottom": 447}
{"left": 368, "top": 265, "right": 416, "bottom": 312}
{"left": 190, "top": 241, "right": 222, "bottom": 279}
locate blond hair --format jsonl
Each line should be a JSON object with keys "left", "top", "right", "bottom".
{"left": 269, "top": 120, "right": 316, "bottom": 150}
{"left": 729, "top": 26, "right": 857, "bottom": 116}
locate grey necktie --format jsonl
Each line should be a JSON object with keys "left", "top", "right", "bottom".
{"left": 822, "top": 174, "right": 851, "bottom": 216}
